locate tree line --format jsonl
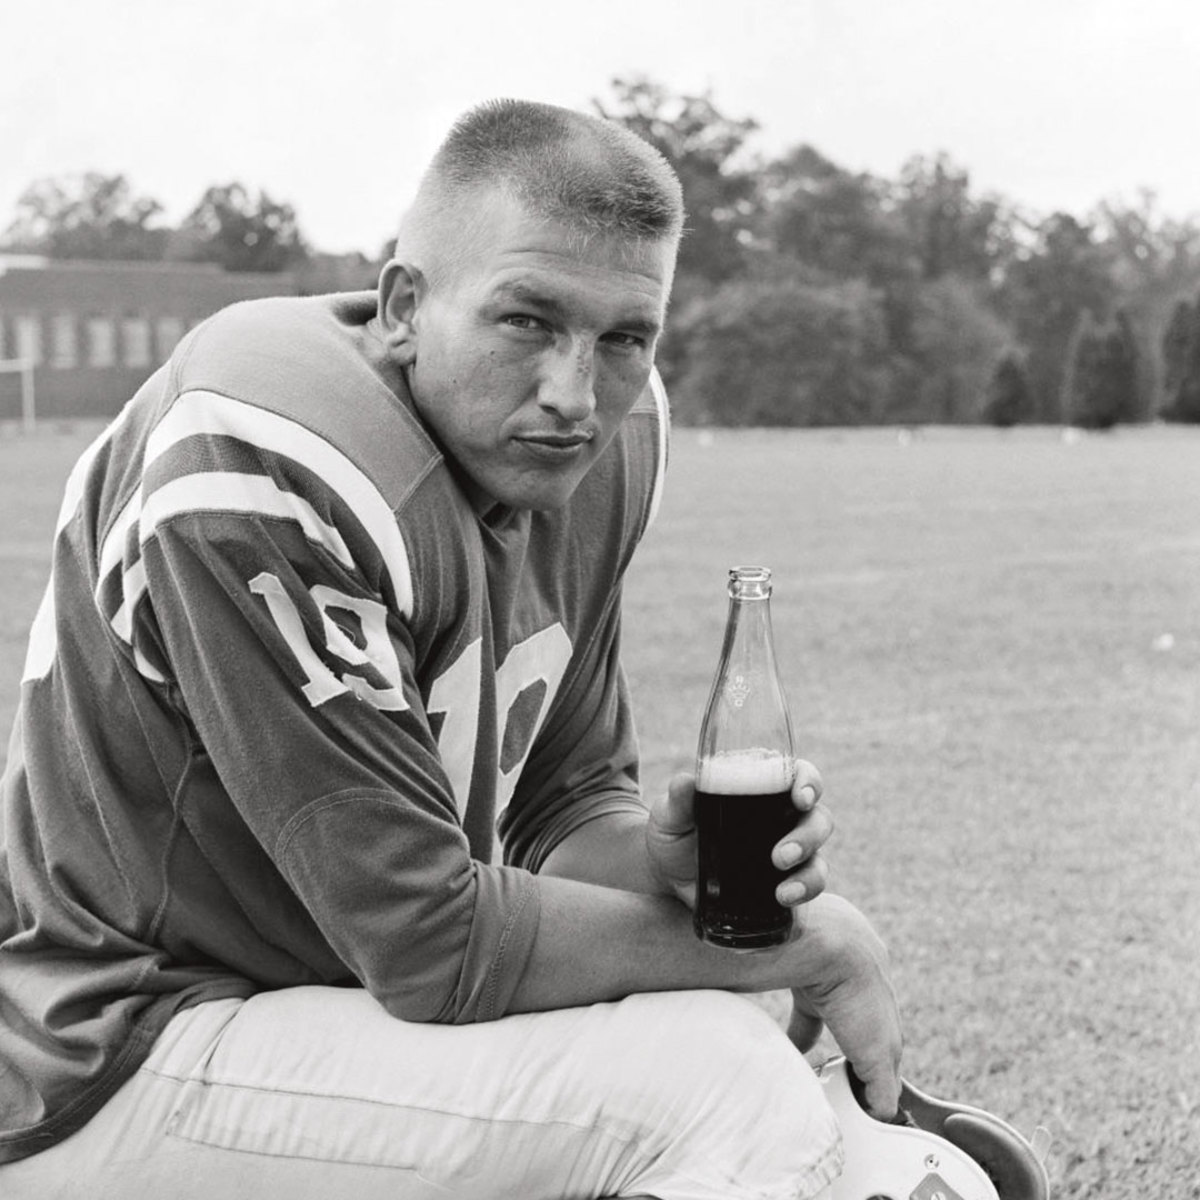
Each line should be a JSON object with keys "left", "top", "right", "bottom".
{"left": 5, "top": 77, "right": 1200, "bottom": 427}
{"left": 3, "top": 176, "right": 310, "bottom": 273}
{"left": 0, "top": 175, "right": 378, "bottom": 296}
{"left": 594, "top": 78, "right": 1200, "bottom": 428}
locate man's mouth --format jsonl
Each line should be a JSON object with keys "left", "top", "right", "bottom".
{"left": 514, "top": 431, "right": 594, "bottom": 461}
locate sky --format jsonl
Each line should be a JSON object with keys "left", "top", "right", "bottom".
{"left": 3, "top": 0, "right": 1200, "bottom": 256}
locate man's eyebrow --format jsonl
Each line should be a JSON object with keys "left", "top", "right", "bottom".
{"left": 491, "top": 281, "right": 566, "bottom": 314}
{"left": 614, "top": 314, "right": 663, "bottom": 338}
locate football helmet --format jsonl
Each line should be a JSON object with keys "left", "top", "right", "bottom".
{"left": 818, "top": 1056, "right": 1051, "bottom": 1200}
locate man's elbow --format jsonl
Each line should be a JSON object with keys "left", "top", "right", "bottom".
{"left": 371, "top": 968, "right": 465, "bottom": 1025}
{"left": 378, "top": 989, "right": 451, "bottom": 1025}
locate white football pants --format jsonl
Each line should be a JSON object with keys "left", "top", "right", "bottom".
{"left": 0, "top": 985, "right": 841, "bottom": 1200}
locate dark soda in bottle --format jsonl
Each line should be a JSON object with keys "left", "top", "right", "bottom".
{"left": 694, "top": 566, "right": 796, "bottom": 949}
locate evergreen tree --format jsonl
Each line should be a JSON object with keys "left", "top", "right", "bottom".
{"left": 982, "top": 352, "right": 1033, "bottom": 427}
{"left": 1161, "top": 299, "right": 1193, "bottom": 411}
{"left": 1062, "top": 310, "right": 1138, "bottom": 429}
{"left": 1112, "top": 310, "right": 1142, "bottom": 422}
{"left": 1000, "top": 213, "right": 1115, "bottom": 422}
{"left": 1159, "top": 294, "right": 1200, "bottom": 422}
{"left": 1095, "top": 196, "right": 1200, "bottom": 421}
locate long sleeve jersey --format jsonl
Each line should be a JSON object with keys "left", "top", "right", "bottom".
{"left": 0, "top": 291, "right": 668, "bottom": 1162}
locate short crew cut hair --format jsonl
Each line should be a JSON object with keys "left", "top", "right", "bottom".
{"left": 395, "top": 100, "right": 684, "bottom": 279}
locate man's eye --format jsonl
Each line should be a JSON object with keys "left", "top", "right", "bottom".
{"left": 603, "top": 332, "right": 647, "bottom": 351}
{"left": 504, "top": 314, "right": 545, "bottom": 331}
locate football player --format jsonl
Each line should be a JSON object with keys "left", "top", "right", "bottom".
{"left": 0, "top": 100, "right": 901, "bottom": 1200}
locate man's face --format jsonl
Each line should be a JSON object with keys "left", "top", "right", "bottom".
{"left": 395, "top": 195, "right": 675, "bottom": 512}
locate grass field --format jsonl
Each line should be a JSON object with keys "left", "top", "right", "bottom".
{"left": 2, "top": 419, "right": 1198, "bottom": 1197}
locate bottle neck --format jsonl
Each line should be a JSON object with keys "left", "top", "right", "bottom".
{"left": 720, "top": 594, "right": 775, "bottom": 684}
{"left": 696, "top": 565, "right": 795, "bottom": 768}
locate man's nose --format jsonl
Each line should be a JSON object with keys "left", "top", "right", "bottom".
{"left": 538, "top": 342, "right": 597, "bottom": 422}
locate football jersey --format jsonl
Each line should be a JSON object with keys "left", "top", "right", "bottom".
{"left": 0, "top": 292, "right": 668, "bottom": 1162}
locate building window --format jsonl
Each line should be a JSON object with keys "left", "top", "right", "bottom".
{"left": 51, "top": 313, "right": 78, "bottom": 369}
{"left": 155, "top": 316, "right": 185, "bottom": 361}
{"left": 87, "top": 317, "right": 117, "bottom": 368}
{"left": 122, "top": 317, "right": 152, "bottom": 368}
{"left": 15, "top": 315, "right": 42, "bottom": 366}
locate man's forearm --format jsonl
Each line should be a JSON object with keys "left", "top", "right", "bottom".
{"left": 528, "top": 809, "right": 781, "bottom": 1006}
{"left": 507, "top": 872, "right": 775, "bottom": 1013}
{"left": 538, "top": 810, "right": 666, "bottom": 894}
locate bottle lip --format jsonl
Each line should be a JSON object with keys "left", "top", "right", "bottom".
{"left": 727, "top": 565, "right": 772, "bottom": 598}
{"left": 728, "top": 565, "right": 772, "bottom": 582}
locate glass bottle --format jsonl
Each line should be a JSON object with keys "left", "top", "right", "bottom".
{"left": 694, "top": 565, "right": 797, "bottom": 949}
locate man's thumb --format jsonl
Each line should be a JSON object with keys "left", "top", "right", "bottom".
{"left": 658, "top": 772, "right": 697, "bottom": 836}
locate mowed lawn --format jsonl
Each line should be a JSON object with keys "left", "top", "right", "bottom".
{"left": 2, "top": 420, "right": 1198, "bottom": 1197}
{"left": 624, "top": 425, "right": 1200, "bottom": 1199}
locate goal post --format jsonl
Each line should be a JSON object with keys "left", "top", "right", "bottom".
{"left": 0, "top": 358, "right": 35, "bottom": 433}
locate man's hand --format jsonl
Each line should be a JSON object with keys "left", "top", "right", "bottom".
{"left": 780, "top": 893, "right": 903, "bottom": 1120}
{"left": 645, "top": 763, "right": 832, "bottom": 909}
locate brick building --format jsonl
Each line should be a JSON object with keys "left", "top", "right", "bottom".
{"left": 0, "top": 256, "right": 297, "bottom": 420}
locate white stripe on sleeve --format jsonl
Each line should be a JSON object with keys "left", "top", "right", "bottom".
{"left": 146, "top": 390, "right": 414, "bottom": 616}
{"left": 139, "top": 472, "right": 355, "bottom": 567}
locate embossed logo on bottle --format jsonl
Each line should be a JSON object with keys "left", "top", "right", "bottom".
{"left": 727, "top": 674, "right": 750, "bottom": 707}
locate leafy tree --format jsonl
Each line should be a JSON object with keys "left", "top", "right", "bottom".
{"left": 1160, "top": 295, "right": 1200, "bottom": 422}
{"left": 909, "top": 276, "right": 1011, "bottom": 422}
{"left": 982, "top": 352, "right": 1034, "bottom": 427}
{"left": 756, "top": 143, "right": 928, "bottom": 407}
{"left": 1096, "top": 192, "right": 1200, "bottom": 299}
{"left": 2, "top": 172, "right": 167, "bottom": 260}
{"left": 1062, "top": 309, "right": 1139, "bottom": 429}
{"left": 896, "top": 153, "right": 1016, "bottom": 283}
{"left": 179, "top": 182, "right": 308, "bottom": 272}
{"left": 667, "top": 270, "right": 892, "bottom": 426}
{"left": 594, "top": 76, "right": 759, "bottom": 283}
{"left": 757, "top": 145, "right": 909, "bottom": 285}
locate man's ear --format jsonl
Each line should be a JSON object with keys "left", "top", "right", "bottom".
{"left": 377, "top": 260, "right": 425, "bottom": 367}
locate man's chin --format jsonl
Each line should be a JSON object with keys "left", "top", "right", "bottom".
{"left": 471, "top": 463, "right": 590, "bottom": 514}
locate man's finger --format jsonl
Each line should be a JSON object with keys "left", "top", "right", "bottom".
{"left": 771, "top": 804, "right": 834, "bottom": 870}
{"left": 791, "top": 760, "right": 824, "bottom": 811}
{"left": 774, "top": 852, "right": 830, "bottom": 906}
